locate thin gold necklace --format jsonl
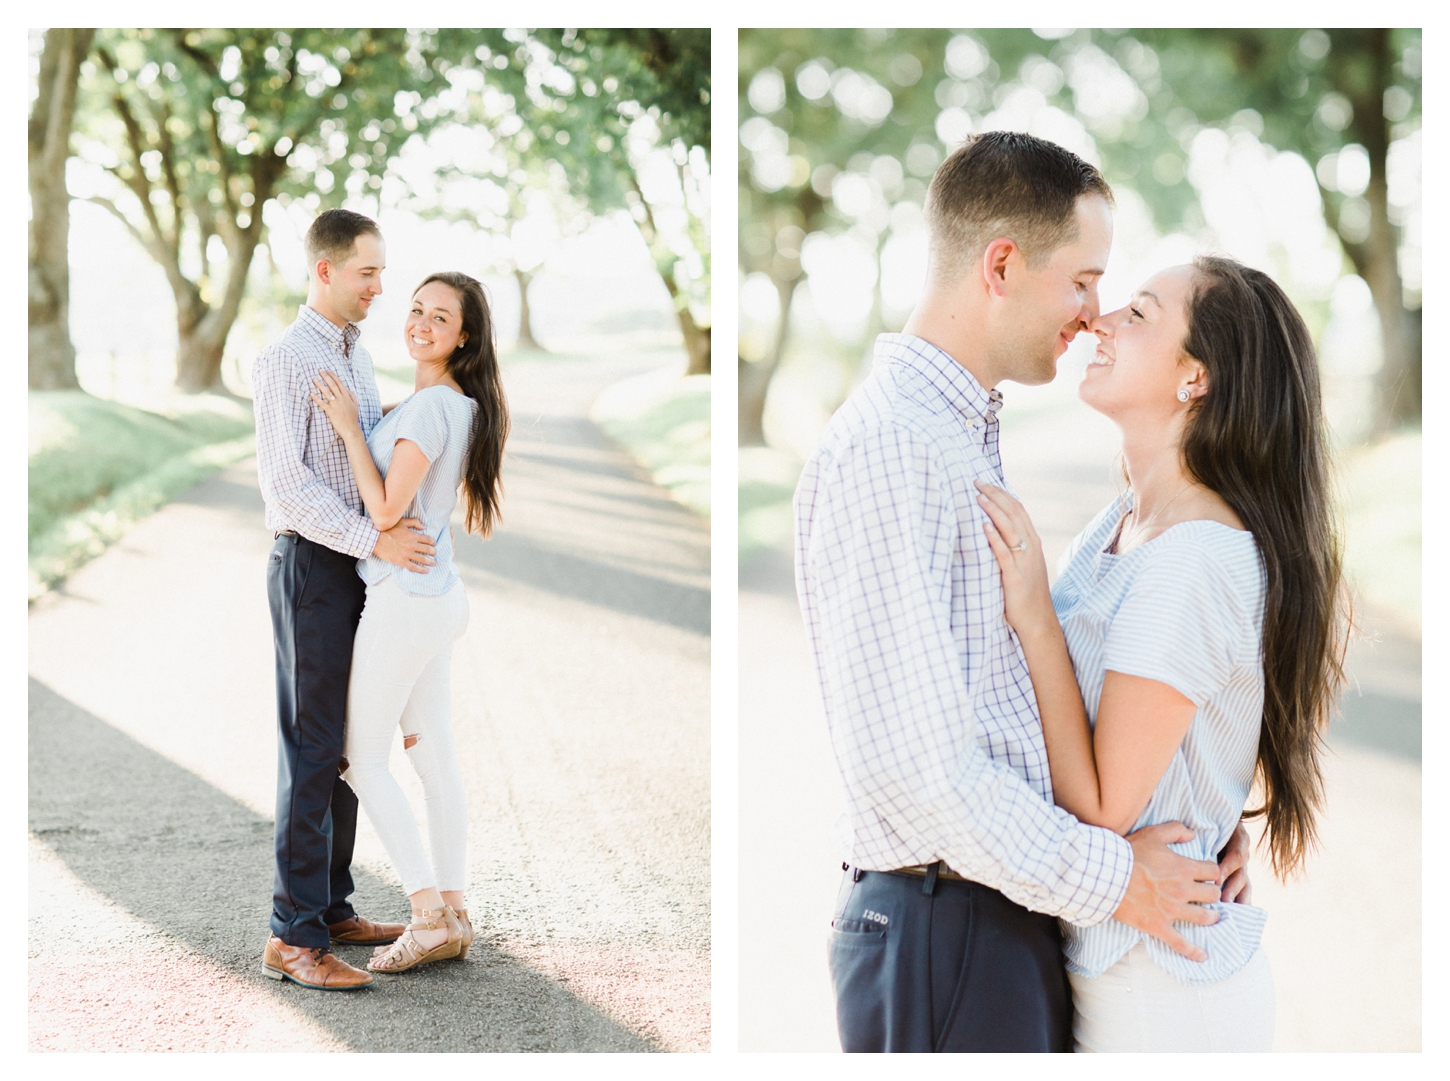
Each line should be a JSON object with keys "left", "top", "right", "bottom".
{"left": 1122, "top": 481, "right": 1194, "bottom": 550}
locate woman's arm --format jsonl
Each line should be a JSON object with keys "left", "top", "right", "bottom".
{"left": 311, "top": 371, "right": 430, "bottom": 533}
{"left": 975, "top": 482, "right": 1197, "bottom": 834}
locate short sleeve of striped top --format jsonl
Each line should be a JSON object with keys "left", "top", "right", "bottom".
{"left": 1101, "top": 532, "right": 1260, "bottom": 708}
{"left": 391, "top": 389, "right": 451, "bottom": 461}
{"left": 357, "top": 385, "right": 477, "bottom": 596}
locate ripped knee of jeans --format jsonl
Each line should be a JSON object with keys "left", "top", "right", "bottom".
{"left": 403, "top": 734, "right": 420, "bottom": 750}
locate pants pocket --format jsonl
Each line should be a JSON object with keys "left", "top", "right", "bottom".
{"left": 828, "top": 913, "right": 890, "bottom": 1052}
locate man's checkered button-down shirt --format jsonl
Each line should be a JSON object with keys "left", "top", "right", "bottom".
{"left": 252, "top": 305, "right": 383, "bottom": 559}
{"left": 794, "top": 333, "right": 1134, "bottom": 927}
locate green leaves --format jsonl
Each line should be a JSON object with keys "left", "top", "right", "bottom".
{"left": 76, "top": 27, "right": 529, "bottom": 275}
{"left": 739, "top": 28, "right": 1420, "bottom": 246}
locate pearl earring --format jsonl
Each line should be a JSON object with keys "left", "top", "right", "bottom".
{"left": 1177, "top": 389, "right": 1190, "bottom": 402}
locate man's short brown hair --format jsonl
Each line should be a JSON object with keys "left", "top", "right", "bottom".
{"left": 924, "top": 131, "right": 1113, "bottom": 280}
{"left": 304, "top": 208, "right": 382, "bottom": 273}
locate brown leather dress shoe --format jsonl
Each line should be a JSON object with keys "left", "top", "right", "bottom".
{"left": 262, "top": 936, "right": 374, "bottom": 990}
{"left": 328, "top": 914, "right": 404, "bottom": 945}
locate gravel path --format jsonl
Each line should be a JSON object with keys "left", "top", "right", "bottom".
{"left": 739, "top": 393, "right": 1420, "bottom": 1052}
{"left": 29, "top": 352, "right": 710, "bottom": 1052}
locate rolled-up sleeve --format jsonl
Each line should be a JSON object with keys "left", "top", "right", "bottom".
{"left": 252, "top": 344, "right": 379, "bottom": 559}
{"left": 796, "top": 422, "right": 1133, "bottom": 927}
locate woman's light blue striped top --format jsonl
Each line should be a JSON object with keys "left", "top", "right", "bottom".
{"left": 357, "top": 385, "right": 477, "bottom": 596}
{"left": 1052, "top": 493, "right": 1269, "bottom": 986}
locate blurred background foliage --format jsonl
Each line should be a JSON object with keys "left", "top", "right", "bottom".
{"left": 739, "top": 27, "right": 1420, "bottom": 444}
{"left": 738, "top": 27, "right": 1420, "bottom": 633}
{"left": 30, "top": 27, "right": 710, "bottom": 394}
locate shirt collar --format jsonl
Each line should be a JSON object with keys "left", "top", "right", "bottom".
{"left": 297, "top": 304, "right": 360, "bottom": 358}
{"left": 874, "top": 332, "right": 1003, "bottom": 422}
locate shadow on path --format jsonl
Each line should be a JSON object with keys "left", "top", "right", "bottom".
{"left": 1332, "top": 691, "right": 1420, "bottom": 763}
{"left": 29, "top": 677, "right": 653, "bottom": 1052}
{"left": 456, "top": 531, "right": 709, "bottom": 638}
{"left": 172, "top": 403, "right": 711, "bottom": 640}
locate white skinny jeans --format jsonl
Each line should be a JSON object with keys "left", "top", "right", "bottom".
{"left": 1069, "top": 943, "right": 1276, "bottom": 1052}
{"left": 342, "top": 575, "right": 469, "bottom": 896}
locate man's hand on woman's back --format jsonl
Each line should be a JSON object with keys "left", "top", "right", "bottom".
{"left": 372, "top": 518, "right": 436, "bottom": 572}
{"left": 1112, "top": 821, "right": 1223, "bottom": 963}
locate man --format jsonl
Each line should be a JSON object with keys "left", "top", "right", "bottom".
{"left": 254, "top": 209, "right": 437, "bottom": 990}
{"left": 795, "top": 132, "right": 1248, "bottom": 1051}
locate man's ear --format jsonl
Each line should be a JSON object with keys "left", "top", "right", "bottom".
{"left": 314, "top": 259, "right": 333, "bottom": 286}
{"left": 980, "top": 237, "right": 1017, "bottom": 298}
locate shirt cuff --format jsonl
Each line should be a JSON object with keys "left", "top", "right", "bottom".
{"left": 341, "top": 517, "right": 381, "bottom": 560}
{"left": 1065, "top": 825, "right": 1135, "bottom": 928}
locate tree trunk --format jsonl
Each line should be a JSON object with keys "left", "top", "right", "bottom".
{"left": 175, "top": 324, "right": 228, "bottom": 393}
{"left": 648, "top": 248, "right": 711, "bottom": 376}
{"left": 28, "top": 28, "right": 95, "bottom": 390}
{"left": 739, "top": 275, "right": 798, "bottom": 445}
{"left": 513, "top": 266, "right": 544, "bottom": 351}
{"left": 679, "top": 306, "right": 710, "bottom": 375}
{"left": 1340, "top": 28, "right": 1420, "bottom": 434}
{"left": 624, "top": 171, "right": 710, "bottom": 375}
{"left": 173, "top": 216, "right": 268, "bottom": 392}
{"left": 1361, "top": 234, "right": 1420, "bottom": 432}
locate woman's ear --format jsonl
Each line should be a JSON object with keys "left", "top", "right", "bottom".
{"left": 1182, "top": 358, "right": 1210, "bottom": 400}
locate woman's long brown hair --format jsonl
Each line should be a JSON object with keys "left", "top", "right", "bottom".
{"left": 1180, "top": 256, "right": 1348, "bottom": 877}
{"left": 416, "top": 272, "right": 509, "bottom": 537}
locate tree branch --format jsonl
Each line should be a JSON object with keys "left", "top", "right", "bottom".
{"left": 627, "top": 170, "right": 683, "bottom": 303}
{"left": 94, "top": 47, "right": 175, "bottom": 259}
{"left": 200, "top": 101, "right": 239, "bottom": 229}
{"left": 85, "top": 193, "right": 166, "bottom": 263}
{"left": 170, "top": 31, "right": 220, "bottom": 80}
{"left": 155, "top": 96, "right": 185, "bottom": 248}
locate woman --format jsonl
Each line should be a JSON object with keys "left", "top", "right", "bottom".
{"left": 975, "top": 256, "right": 1346, "bottom": 1051}
{"left": 310, "top": 271, "right": 509, "bottom": 973}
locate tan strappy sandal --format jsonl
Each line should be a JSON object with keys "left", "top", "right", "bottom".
{"left": 367, "top": 907, "right": 463, "bottom": 973}
{"left": 453, "top": 907, "right": 474, "bottom": 960}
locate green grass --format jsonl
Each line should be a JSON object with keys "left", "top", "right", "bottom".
{"left": 591, "top": 369, "right": 710, "bottom": 518}
{"left": 29, "top": 390, "right": 256, "bottom": 600}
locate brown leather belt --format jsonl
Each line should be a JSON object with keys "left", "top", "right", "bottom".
{"left": 892, "top": 863, "right": 971, "bottom": 882}
{"left": 275, "top": 529, "right": 298, "bottom": 539}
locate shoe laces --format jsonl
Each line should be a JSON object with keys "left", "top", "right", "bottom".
{"left": 309, "top": 946, "right": 331, "bottom": 961}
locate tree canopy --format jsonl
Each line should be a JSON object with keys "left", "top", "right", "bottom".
{"left": 405, "top": 29, "right": 712, "bottom": 369}
{"left": 482, "top": 28, "right": 712, "bottom": 372}
{"left": 48, "top": 27, "right": 711, "bottom": 391}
